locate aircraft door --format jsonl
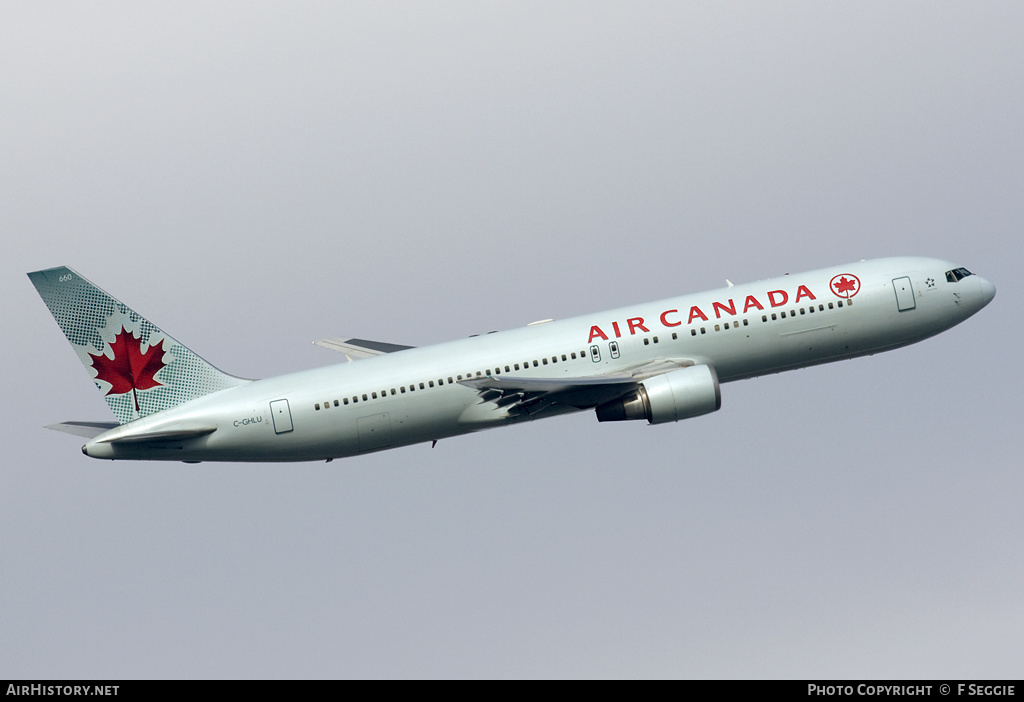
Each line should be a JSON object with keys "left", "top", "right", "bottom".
{"left": 892, "top": 277, "right": 917, "bottom": 312}
{"left": 270, "top": 399, "right": 293, "bottom": 434}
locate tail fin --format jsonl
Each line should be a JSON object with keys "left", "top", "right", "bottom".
{"left": 28, "top": 266, "right": 249, "bottom": 424}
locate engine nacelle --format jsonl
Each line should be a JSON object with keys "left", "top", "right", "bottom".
{"left": 595, "top": 365, "right": 721, "bottom": 424}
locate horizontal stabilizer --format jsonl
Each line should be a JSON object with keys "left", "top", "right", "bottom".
{"left": 46, "top": 421, "right": 119, "bottom": 438}
{"left": 95, "top": 425, "right": 218, "bottom": 444}
{"left": 313, "top": 337, "right": 416, "bottom": 361}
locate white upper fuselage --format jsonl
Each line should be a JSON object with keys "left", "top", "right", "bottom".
{"left": 83, "top": 257, "right": 995, "bottom": 462}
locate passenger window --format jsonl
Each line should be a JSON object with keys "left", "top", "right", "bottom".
{"left": 334, "top": 400, "right": 339, "bottom": 406}
{"left": 429, "top": 381, "right": 435, "bottom": 387}
{"left": 691, "top": 329, "right": 697, "bottom": 336}
{"left": 315, "top": 403, "right": 320, "bottom": 411}
{"left": 643, "top": 338, "right": 650, "bottom": 345}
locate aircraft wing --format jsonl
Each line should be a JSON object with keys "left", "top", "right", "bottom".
{"left": 459, "top": 357, "right": 695, "bottom": 415}
{"left": 313, "top": 337, "right": 416, "bottom": 361}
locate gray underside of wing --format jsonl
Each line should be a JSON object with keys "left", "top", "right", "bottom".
{"left": 460, "top": 373, "right": 638, "bottom": 411}
{"left": 459, "top": 357, "right": 694, "bottom": 415}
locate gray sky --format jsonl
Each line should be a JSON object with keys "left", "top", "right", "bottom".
{"left": 2, "top": 2, "right": 1021, "bottom": 678}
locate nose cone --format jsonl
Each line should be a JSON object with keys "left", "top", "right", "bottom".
{"left": 976, "top": 276, "right": 996, "bottom": 308}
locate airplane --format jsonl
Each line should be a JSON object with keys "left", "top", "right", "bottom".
{"left": 28, "top": 257, "right": 995, "bottom": 463}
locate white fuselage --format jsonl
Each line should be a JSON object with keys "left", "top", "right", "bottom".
{"left": 83, "top": 257, "right": 995, "bottom": 462}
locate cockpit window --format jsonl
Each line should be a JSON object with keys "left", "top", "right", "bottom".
{"left": 945, "top": 267, "right": 973, "bottom": 283}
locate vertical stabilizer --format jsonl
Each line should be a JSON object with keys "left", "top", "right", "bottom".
{"left": 28, "top": 266, "right": 249, "bottom": 424}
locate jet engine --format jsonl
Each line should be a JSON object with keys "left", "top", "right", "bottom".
{"left": 595, "top": 365, "right": 721, "bottom": 424}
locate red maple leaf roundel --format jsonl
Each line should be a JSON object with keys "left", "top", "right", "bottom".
{"left": 830, "top": 274, "right": 861, "bottom": 299}
{"left": 88, "top": 327, "right": 167, "bottom": 412}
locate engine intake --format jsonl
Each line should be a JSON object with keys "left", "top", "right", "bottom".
{"left": 596, "top": 365, "right": 721, "bottom": 424}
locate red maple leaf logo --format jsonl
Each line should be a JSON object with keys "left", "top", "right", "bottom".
{"left": 833, "top": 277, "right": 856, "bottom": 294}
{"left": 88, "top": 327, "right": 167, "bottom": 412}
{"left": 830, "top": 274, "right": 861, "bottom": 298}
